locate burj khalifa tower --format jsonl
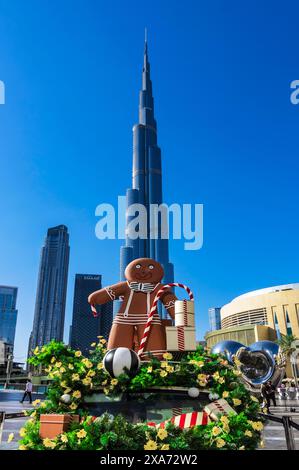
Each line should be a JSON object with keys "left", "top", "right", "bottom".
{"left": 119, "top": 36, "right": 174, "bottom": 290}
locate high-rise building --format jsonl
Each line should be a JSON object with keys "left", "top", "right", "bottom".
{"left": 0, "top": 285, "right": 18, "bottom": 347}
{"left": 208, "top": 307, "right": 221, "bottom": 331}
{"left": 28, "top": 225, "right": 70, "bottom": 353}
{"left": 69, "top": 274, "right": 113, "bottom": 354}
{"left": 119, "top": 37, "right": 174, "bottom": 292}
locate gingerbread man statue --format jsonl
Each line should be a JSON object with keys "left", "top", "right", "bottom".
{"left": 88, "top": 258, "right": 177, "bottom": 359}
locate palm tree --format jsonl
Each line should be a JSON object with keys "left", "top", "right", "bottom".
{"left": 277, "top": 334, "right": 298, "bottom": 385}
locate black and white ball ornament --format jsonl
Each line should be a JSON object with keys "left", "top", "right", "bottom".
{"left": 60, "top": 393, "right": 71, "bottom": 404}
{"left": 188, "top": 387, "right": 200, "bottom": 398}
{"left": 103, "top": 347, "right": 140, "bottom": 378}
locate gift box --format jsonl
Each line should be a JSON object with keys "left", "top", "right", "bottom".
{"left": 204, "top": 399, "right": 237, "bottom": 421}
{"left": 174, "top": 300, "right": 195, "bottom": 327}
{"left": 166, "top": 326, "right": 196, "bottom": 351}
{"left": 148, "top": 411, "right": 210, "bottom": 429}
{"left": 39, "top": 414, "right": 80, "bottom": 439}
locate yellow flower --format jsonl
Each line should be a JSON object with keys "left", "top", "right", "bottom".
{"left": 103, "top": 388, "right": 110, "bottom": 395}
{"left": 250, "top": 421, "right": 263, "bottom": 431}
{"left": 97, "top": 362, "right": 104, "bottom": 370}
{"left": 43, "top": 438, "right": 56, "bottom": 449}
{"left": 160, "top": 444, "right": 170, "bottom": 450}
{"left": 166, "top": 365, "right": 174, "bottom": 373}
{"left": 233, "top": 369, "right": 241, "bottom": 376}
{"left": 87, "top": 370, "right": 96, "bottom": 377}
{"left": 147, "top": 366, "right": 153, "bottom": 373}
{"left": 259, "top": 440, "right": 265, "bottom": 448}
{"left": 212, "top": 426, "right": 222, "bottom": 437}
{"left": 197, "top": 373, "right": 207, "bottom": 381}
{"left": 163, "top": 352, "right": 173, "bottom": 360}
{"left": 60, "top": 367, "right": 66, "bottom": 373}
{"left": 7, "top": 433, "right": 14, "bottom": 443}
{"left": 97, "top": 335, "right": 103, "bottom": 339}
{"left": 233, "top": 358, "right": 241, "bottom": 366}
{"left": 160, "top": 370, "right": 168, "bottom": 377}
{"left": 64, "top": 388, "right": 72, "bottom": 394}
{"left": 216, "top": 438, "right": 226, "bottom": 448}
{"left": 189, "top": 359, "right": 197, "bottom": 365}
{"left": 31, "top": 410, "right": 37, "bottom": 418}
{"left": 220, "top": 415, "right": 229, "bottom": 425}
{"left": 250, "top": 395, "right": 259, "bottom": 403}
{"left": 213, "top": 371, "right": 220, "bottom": 380}
{"left": 245, "top": 430, "right": 252, "bottom": 437}
{"left": 198, "top": 381, "right": 206, "bottom": 387}
{"left": 82, "top": 358, "right": 93, "bottom": 369}
{"left": 144, "top": 440, "right": 158, "bottom": 450}
{"left": 76, "top": 429, "right": 87, "bottom": 439}
{"left": 223, "top": 424, "right": 230, "bottom": 433}
{"left": 19, "top": 428, "right": 26, "bottom": 437}
{"left": 51, "top": 356, "right": 56, "bottom": 363}
{"left": 60, "top": 381, "right": 68, "bottom": 388}
{"left": 196, "top": 361, "right": 204, "bottom": 368}
{"left": 75, "top": 351, "right": 82, "bottom": 357}
{"left": 55, "top": 361, "right": 62, "bottom": 368}
{"left": 102, "top": 379, "right": 108, "bottom": 386}
{"left": 32, "top": 399, "right": 41, "bottom": 407}
{"left": 90, "top": 342, "right": 96, "bottom": 347}
{"left": 218, "top": 377, "right": 225, "bottom": 384}
{"left": 19, "top": 445, "right": 27, "bottom": 450}
{"left": 33, "top": 346, "right": 39, "bottom": 355}
{"left": 157, "top": 428, "right": 168, "bottom": 440}
{"left": 111, "top": 379, "right": 118, "bottom": 386}
{"left": 222, "top": 391, "right": 229, "bottom": 398}
{"left": 72, "top": 390, "right": 81, "bottom": 399}
{"left": 239, "top": 446, "right": 245, "bottom": 450}
{"left": 221, "top": 360, "right": 228, "bottom": 366}
{"left": 82, "top": 377, "right": 92, "bottom": 386}
{"left": 40, "top": 401, "right": 47, "bottom": 408}
{"left": 68, "top": 363, "right": 74, "bottom": 370}
{"left": 160, "top": 361, "right": 168, "bottom": 369}
{"left": 233, "top": 398, "right": 242, "bottom": 406}
{"left": 100, "top": 339, "right": 106, "bottom": 344}
{"left": 60, "top": 434, "right": 68, "bottom": 443}
{"left": 72, "top": 373, "right": 80, "bottom": 381}
{"left": 69, "top": 402, "right": 78, "bottom": 410}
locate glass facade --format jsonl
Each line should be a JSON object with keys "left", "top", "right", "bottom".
{"left": 208, "top": 307, "right": 221, "bottom": 331}
{"left": 28, "top": 225, "right": 70, "bottom": 354}
{"left": 70, "top": 274, "right": 113, "bottom": 355}
{"left": 0, "top": 286, "right": 18, "bottom": 347}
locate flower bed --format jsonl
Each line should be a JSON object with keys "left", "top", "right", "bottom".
{"left": 17, "top": 340, "right": 264, "bottom": 450}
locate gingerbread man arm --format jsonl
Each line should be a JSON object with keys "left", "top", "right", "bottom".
{"left": 160, "top": 289, "right": 177, "bottom": 320}
{"left": 88, "top": 281, "right": 127, "bottom": 306}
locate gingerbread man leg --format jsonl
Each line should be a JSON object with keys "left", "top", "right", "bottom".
{"left": 136, "top": 324, "right": 166, "bottom": 360}
{"left": 108, "top": 324, "right": 135, "bottom": 350}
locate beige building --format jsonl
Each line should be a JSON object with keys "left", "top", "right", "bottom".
{"left": 205, "top": 284, "right": 299, "bottom": 349}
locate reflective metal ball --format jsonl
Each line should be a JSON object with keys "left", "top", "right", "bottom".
{"left": 249, "top": 341, "right": 279, "bottom": 358}
{"left": 211, "top": 340, "right": 248, "bottom": 364}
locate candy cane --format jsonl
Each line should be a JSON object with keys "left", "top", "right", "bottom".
{"left": 90, "top": 305, "right": 98, "bottom": 318}
{"left": 138, "top": 283, "right": 194, "bottom": 357}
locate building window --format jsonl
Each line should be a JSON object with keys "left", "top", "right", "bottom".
{"left": 272, "top": 311, "right": 281, "bottom": 340}
{"left": 284, "top": 307, "right": 293, "bottom": 336}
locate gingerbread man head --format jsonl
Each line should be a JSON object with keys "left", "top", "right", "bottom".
{"left": 125, "top": 258, "right": 164, "bottom": 283}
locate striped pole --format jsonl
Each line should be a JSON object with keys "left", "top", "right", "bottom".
{"left": 138, "top": 283, "right": 194, "bottom": 357}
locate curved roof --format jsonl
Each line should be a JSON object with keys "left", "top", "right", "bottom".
{"left": 232, "top": 283, "right": 299, "bottom": 302}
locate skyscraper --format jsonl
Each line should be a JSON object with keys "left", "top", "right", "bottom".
{"left": 119, "top": 37, "right": 174, "bottom": 289}
{"left": 69, "top": 274, "right": 113, "bottom": 354}
{"left": 208, "top": 307, "right": 222, "bottom": 331}
{"left": 0, "top": 285, "right": 18, "bottom": 347}
{"left": 28, "top": 225, "right": 70, "bottom": 353}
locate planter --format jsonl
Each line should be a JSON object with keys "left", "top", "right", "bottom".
{"left": 39, "top": 414, "right": 79, "bottom": 439}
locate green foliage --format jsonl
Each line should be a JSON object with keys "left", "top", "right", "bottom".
{"left": 22, "top": 341, "right": 263, "bottom": 450}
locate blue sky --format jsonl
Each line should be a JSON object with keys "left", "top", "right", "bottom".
{"left": 0, "top": 0, "right": 299, "bottom": 362}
